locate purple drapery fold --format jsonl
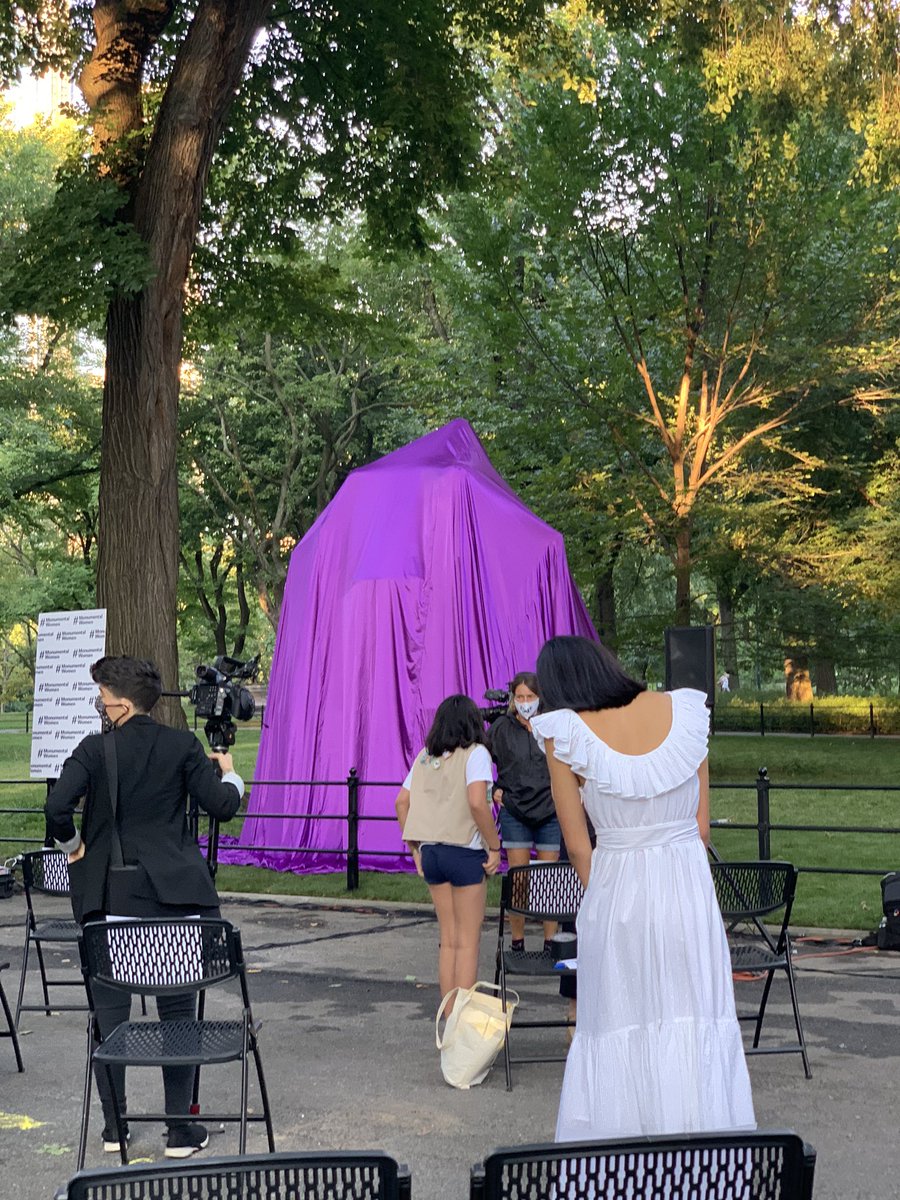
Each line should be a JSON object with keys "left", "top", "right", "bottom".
{"left": 228, "top": 419, "right": 597, "bottom": 873}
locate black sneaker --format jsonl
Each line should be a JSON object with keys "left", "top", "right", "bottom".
{"left": 165, "top": 1123, "right": 209, "bottom": 1159}
{"left": 101, "top": 1124, "right": 130, "bottom": 1153}
{"left": 510, "top": 938, "right": 525, "bottom": 953}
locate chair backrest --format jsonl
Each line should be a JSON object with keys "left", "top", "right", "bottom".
{"left": 59, "top": 1150, "right": 412, "bottom": 1200}
{"left": 711, "top": 861, "right": 797, "bottom": 923}
{"left": 471, "top": 1131, "right": 816, "bottom": 1200}
{"left": 79, "top": 918, "right": 241, "bottom": 997}
{"left": 22, "top": 849, "right": 72, "bottom": 898}
{"left": 502, "top": 862, "right": 584, "bottom": 922}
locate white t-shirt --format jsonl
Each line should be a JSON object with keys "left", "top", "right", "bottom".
{"left": 402, "top": 743, "right": 493, "bottom": 850}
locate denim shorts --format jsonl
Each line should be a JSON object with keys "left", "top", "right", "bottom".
{"left": 420, "top": 843, "right": 488, "bottom": 887}
{"left": 499, "top": 807, "right": 561, "bottom": 852}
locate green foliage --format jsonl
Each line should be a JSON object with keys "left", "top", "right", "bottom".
{"left": 419, "top": 1, "right": 900, "bottom": 662}
{"left": 180, "top": 231, "right": 436, "bottom": 640}
{"left": 1, "top": 1, "right": 898, "bottom": 697}
{"left": 0, "top": 165, "right": 152, "bottom": 327}
{"left": 0, "top": 102, "right": 71, "bottom": 236}
{"left": 0, "top": 365, "right": 99, "bottom": 505}
{"left": 0, "top": 1, "right": 79, "bottom": 82}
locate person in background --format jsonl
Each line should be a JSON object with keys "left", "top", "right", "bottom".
{"left": 45, "top": 656, "right": 243, "bottom": 1159}
{"left": 489, "top": 671, "right": 560, "bottom": 952}
{"left": 395, "top": 695, "right": 501, "bottom": 996}
{"left": 532, "top": 635, "right": 754, "bottom": 1141}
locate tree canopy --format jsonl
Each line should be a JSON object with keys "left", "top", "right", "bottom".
{"left": 0, "top": 0, "right": 898, "bottom": 703}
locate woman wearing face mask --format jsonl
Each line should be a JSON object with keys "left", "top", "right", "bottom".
{"left": 489, "top": 671, "right": 560, "bottom": 952}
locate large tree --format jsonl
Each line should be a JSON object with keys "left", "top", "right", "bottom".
{"left": 441, "top": 2, "right": 900, "bottom": 624}
{"left": 2, "top": 0, "right": 542, "bottom": 719}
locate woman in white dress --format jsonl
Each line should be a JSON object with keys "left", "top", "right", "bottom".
{"left": 532, "top": 636, "right": 755, "bottom": 1141}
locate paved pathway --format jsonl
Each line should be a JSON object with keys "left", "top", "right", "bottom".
{"left": 0, "top": 891, "right": 897, "bottom": 1199}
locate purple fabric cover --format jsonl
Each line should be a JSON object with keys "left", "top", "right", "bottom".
{"left": 229, "top": 419, "right": 597, "bottom": 873}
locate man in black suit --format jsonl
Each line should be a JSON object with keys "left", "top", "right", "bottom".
{"left": 45, "top": 655, "right": 243, "bottom": 1159}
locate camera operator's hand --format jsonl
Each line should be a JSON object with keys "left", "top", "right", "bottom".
{"left": 209, "top": 751, "right": 234, "bottom": 775}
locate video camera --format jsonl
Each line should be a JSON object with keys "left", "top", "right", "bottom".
{"left": 480, "top": 687, "right": 509, "bottom": 727}
{"left": 189, "top": 655, "right": 259, "bottom": 752}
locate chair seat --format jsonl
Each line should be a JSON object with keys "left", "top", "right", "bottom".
{"left": 32, "top": 919, "right": 81, "bottom": 942}
{"left": 729, "top": 942, "right": 786, "bottom": 972}
{"left": 502, "top": 948, "right": 576, "bottom": 977}
{"left": 95, "top": 1019, "right": 245, "bottom": 1067}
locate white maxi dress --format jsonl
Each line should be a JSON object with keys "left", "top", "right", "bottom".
{"left": 531, "top": 688, "right": 756, "bottom": 1142}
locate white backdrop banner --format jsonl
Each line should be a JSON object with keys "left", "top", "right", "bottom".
{"left": 30, "top": 609, "right": 107, "bottom": 779}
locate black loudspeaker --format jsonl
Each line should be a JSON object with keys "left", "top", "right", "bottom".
{"left": 664, "top": 625, "right": 715, "bottom": 706}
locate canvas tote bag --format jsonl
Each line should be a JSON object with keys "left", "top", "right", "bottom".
{"left": 435, "top": 981, "right": 519, "bottom": 1089}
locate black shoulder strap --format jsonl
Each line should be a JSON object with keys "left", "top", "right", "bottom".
{"left": 102, "top": 732, "right": 125, "bottom": 868}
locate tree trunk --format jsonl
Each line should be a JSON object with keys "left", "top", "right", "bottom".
{"left": 784, "top": 655, "right": 813, "bottom": 702}
{"left": 717, "top": 584, "right": 740, "bottom": 688}
{"left": 674, "top": 522, "right": 692, "bottom": 625}
{"left": 88, "top": 0, "right": 272, "bottom": 725}
{"left": 232, "top": 555, "right": 250, "bottom": 658}
{"left": 813, "top": 658, "right": 837, "bottom": 696}
{"left": 594, "top": 564, "right": 618, "bottom": 650}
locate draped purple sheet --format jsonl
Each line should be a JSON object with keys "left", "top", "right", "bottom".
{"left": 228, "top": 419, "right": 597, "bottom": 873}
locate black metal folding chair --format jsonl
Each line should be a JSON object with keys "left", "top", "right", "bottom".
{"left": 0, "top": 961, "right": 24, "bottom": 1071}
{"left": 470, "top": 1130, "right": 817, "bottom": 1200}
{"left": 494, "top": 861, "right": 583, "bottom": 1090}
{"left": 14, "top": 849, "right": 87, "bottom": 1029}
{"left": 711, "top": 860, "right": 812, "bottom": 1078}
{"left": 77, "top": 918, "right": 274, "bottom": 1168}
{"left": 56, "top": 1151, "right": 412, "bottom": 1200}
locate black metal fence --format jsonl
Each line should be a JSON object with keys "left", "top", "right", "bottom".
{"left": 3, "top": 702, "right": 897, "bottom": 737}
{"left": 2, "top": 768, "right": 899, "bottom": 892}
{"left": 713, "top": 700, "right": 895, "bottom": 737}
{"left": 708, "top": 768, "right": 900, "bottom": 876}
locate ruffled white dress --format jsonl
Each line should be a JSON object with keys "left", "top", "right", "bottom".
{"left": 531, "top": 689, "right": 756, "bottom": 1142}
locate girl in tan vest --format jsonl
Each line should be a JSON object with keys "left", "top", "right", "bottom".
{"left": 395, "top": 695, "right": 501, "bottom": 995}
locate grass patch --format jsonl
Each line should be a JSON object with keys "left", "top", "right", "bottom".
{"left": 216, "top": 863, "right": 504, "bottom": 908}
{"left": 2, "top": 728, "right": 898, "bottom": 928}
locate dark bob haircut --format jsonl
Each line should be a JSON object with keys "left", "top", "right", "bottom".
{"left": 536, "top": 636, "right": 645, "bottom": 713}
{"left": 91, "top": 656, "right": 162, "bottom": 713}
{"left": 425, "top": 694, "right": 486, "bottom": 757}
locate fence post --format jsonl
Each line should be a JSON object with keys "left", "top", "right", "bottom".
{"left": 346, "top": 769, "right": 360, "bottom": 892}
{"left": 759, "top": 702, "right": 765, "bottom": 737}
{"left": 25, "top": 707, "right": 30, "bottom": 734}
{"left": 870, "top": 702, "right": 876, "bottom": 739}
{"left": 809, "top": 703, "right": 815, "bottom": 737}
{"left": 755, "top": 768, "right": 771, "bottom": 860}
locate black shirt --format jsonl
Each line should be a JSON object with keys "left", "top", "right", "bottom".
{"left": 45, "top": 716, "right": 241, "bottom": 922}
{"left": 488, "top": 712, "right": 555, "bottom": 826}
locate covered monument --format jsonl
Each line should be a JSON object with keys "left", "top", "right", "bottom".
{"left": 235, "top": 419, "right": 597, "bottom": 872}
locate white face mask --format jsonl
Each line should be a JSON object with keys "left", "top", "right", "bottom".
{"left": 515, "top": 699, "right": 539, "bottom": 720}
